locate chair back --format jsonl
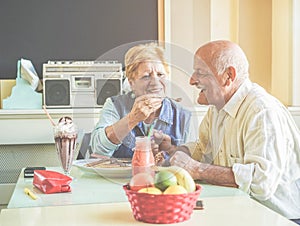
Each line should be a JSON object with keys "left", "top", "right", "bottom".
{"left": 77, "top": 132, "right": 92, "bottom": 159}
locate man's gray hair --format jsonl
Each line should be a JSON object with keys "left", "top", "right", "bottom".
{"left": 212, "top": 43, "right": 249, "bottom": 85}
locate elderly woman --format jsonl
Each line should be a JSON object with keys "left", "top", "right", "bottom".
{"left": 90, "top": 42, "right": 191, "bottom": 158}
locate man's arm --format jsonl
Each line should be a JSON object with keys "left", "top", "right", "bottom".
{"left": 153, "top": 131, "right": 237, "bottom": 187}
{"left": 170, "top": 151, "right": 238, "bottom": 188}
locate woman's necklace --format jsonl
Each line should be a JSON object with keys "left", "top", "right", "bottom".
{"left": 143, "top": 118, "right": 158, "bottom": 135}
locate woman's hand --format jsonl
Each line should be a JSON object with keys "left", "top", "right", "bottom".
{"left": 129, "top": 94, "right": 163, "bottom": 124}
{"left": 105, "top": 94, "right": 162, "bottom": 145}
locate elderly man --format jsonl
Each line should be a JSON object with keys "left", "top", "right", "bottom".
{"left": 155, "top": 40, "right": 300, "bottom": 222}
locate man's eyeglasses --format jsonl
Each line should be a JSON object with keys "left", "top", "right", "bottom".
{"left": 193, "top": 71, "right": 212, "bottom": 78}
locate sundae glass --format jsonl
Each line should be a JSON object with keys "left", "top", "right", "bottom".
{"left": 54, "top": 116, "right": 78, "bottom": 175}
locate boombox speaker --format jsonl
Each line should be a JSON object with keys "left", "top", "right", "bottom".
{"left": 44, "top": 79, "right": 70, "bottom": 107}
{"left": 96, "top": 79, "right": 121, "bottom": 106}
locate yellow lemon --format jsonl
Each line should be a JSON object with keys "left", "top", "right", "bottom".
{"left": 138, "top": 187, "right": 162, "bottom": 194}
{"left": 163, "top": 185, "right": 187, "bottom": 194}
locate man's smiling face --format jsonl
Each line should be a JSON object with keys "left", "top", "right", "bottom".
{"left": 190, "top": 55, "right": 226, "bottom": 108}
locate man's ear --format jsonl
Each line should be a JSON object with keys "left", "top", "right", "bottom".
{"left": 225, "top": 66, "right": 236, "bottom": 85}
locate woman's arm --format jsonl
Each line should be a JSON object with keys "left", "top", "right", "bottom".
{"left": 104, "top": 113, "right": 138, "bottom": 144}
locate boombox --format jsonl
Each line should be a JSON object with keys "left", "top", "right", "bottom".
{"left": 43, "top": 61, "right": 123, "bottom": 108}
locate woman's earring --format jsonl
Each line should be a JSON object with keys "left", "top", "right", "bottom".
{"left": 131, "top": 92, "right": 136, "bottom": 99}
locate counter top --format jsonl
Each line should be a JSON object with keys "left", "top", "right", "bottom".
{"left": 0, "top": 108, "right": 101, "bottom": 117}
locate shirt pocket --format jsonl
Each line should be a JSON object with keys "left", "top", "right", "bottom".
{"left": 229, "top": 152, "right": 244, "bottom": 164}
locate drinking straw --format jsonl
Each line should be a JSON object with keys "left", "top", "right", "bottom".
{"left": 43, "top": 105, "right": 56, "bottom": 126}
{"left": 148, "top": 124, "right": 154, "bottom": 138}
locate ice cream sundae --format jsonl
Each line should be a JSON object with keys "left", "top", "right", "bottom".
{"left": 54, "top": 116, "right": 78, "bottom": 174}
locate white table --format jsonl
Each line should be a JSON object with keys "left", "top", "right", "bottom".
{"left": 1, "top": 196, "right": 297, "bottom": 226}
{"left": 7, "top": 166, "right": 245, "bottom": 209}
{"left": 3, "top": 166, "right": 297, "bottom": 226}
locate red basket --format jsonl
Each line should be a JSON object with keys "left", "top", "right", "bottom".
{"left": 123, "top": 184, "right": 202, "bottom": 224}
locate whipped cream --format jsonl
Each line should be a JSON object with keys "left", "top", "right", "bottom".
{"left": 54, "top": 116, "right": 77, "bottom": 138}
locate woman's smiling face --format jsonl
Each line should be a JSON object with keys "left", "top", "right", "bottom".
{"left": 129, "top": 61, "right": 167, "bottom": 97}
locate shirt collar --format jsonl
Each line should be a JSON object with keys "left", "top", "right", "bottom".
{"left": 158, "top": 98, "right": 174, "bottom": 125}
{"left": 222, "top": 78, "right": 252, "bottom": 118}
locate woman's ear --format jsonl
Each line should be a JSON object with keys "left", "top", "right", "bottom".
{"left": 128, "top": 78, "right": 134, "bottom": 86}
{"left": 128, "top": 78, "right": 135, "bottom": 91}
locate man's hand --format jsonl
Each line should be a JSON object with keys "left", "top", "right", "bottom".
{"left": 152, "top": 130, "right": 175, "bottom": 154}
{"left": 169, "top": 151, "right": 202, "bottom": 179}
{"left": 170, "top": 151, "right": 238, "bottom": 187}
{"left": 151, "top": 139, "right": 159, "bottom": 156}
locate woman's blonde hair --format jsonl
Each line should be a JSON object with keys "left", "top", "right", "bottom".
{"left": 124, "top": 42, "right": 169, "bottom": 80}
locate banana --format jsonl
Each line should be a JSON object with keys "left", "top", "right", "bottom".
{"left": 158, "top": 166, "right": 196, "bottom": 193}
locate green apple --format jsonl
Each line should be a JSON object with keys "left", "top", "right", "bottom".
{"left": 154, "top": 170, "right": 177, "bottom": 191}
